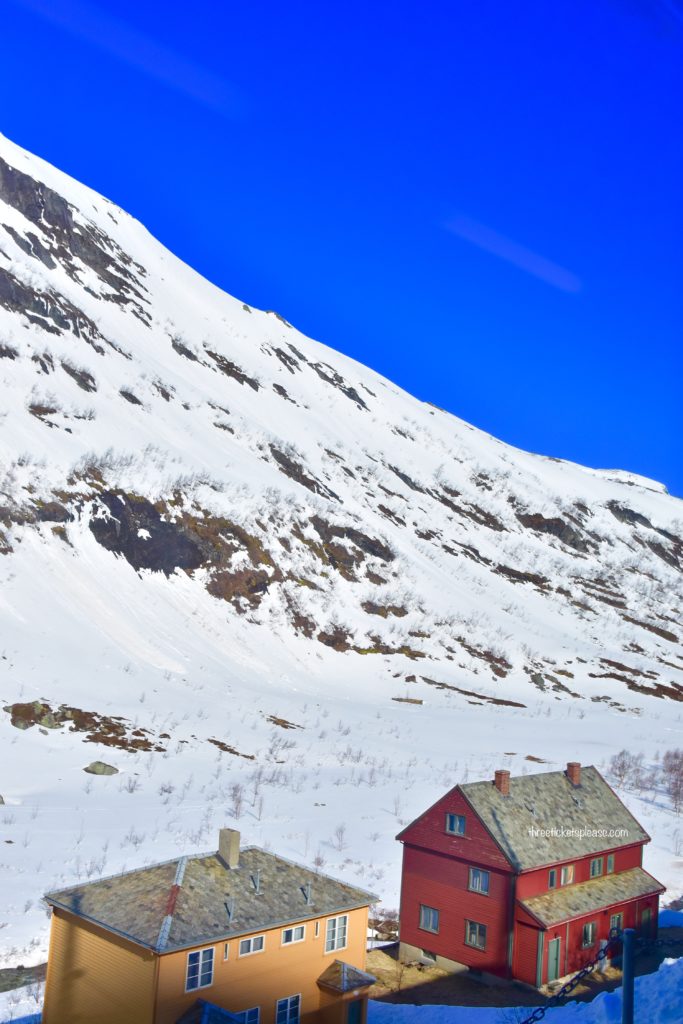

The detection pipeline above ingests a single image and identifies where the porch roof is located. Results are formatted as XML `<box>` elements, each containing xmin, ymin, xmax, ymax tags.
<box><xmin>518</xmin><ymin>866</ymin><xmax>664</xmax><ymax>927</ymax></box>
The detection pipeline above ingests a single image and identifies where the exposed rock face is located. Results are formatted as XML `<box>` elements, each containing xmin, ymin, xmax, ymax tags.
<box><xmin>0</xmin><ymin>130</ymin><xmax>682</xmax><ymax>714</ymax></box>
<box><xmin>83</xmin><ymin>761</ymin><xmax>118</xmax><ymax>776</ymax></box>
<box><xmin>89</xmin><ymin>492</ymin><xmax>204</xmax><ymax>575</ymax></box>
<box><xmin>0</xmin><ymin>155</ymin><xmax>150</xmax><ymax>323</ymax></box>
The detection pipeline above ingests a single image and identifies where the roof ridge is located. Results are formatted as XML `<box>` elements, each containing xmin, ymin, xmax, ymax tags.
<box><xmin>155</xmin><ymin>855</ymin><xmax>188</xmax><ymax>952</ymax></box>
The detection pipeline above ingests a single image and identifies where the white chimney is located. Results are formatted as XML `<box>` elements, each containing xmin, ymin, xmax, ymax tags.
<box><xmin>218</xmin><ymin>828</ymin><xmax>240</xmax><ymax>869</ymax></box>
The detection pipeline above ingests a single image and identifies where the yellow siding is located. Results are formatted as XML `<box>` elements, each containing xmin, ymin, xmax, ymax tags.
<box><xmin>42</xmin><ymin>909</ymin><xmax>157</xmax><ymax>1024</ymax></box>
<box><xmin>155</xmin><ymin>906</ymin><xmax>369</xmax><ymax>1024</ymax></box>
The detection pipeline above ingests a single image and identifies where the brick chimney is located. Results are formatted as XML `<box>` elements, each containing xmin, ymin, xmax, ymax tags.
<box><xmin>566</xmin><ymin>762</ymin><xmax>582</xmax><ymax>787</ymax></box>
<box><xmin>218</xmin><ymin>828</ymin><xmax>240</xmax><ymax>869</ymax></box>
<box><xmin>494</xmin><ymin>769</ymin><xmax>510</xmax><ymax>796</ymax></box>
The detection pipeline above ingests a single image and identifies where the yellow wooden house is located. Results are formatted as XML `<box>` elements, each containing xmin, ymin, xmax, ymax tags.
<box><xmin>42</xmin><ymin>829</ymin><xmax>376</xmax><ymax>1024</ymax></box>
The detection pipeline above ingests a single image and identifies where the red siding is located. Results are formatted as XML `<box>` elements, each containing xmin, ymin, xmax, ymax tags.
<box><xmin>515</xmin><ymin>892</ymin><xmax>662</xmax><ymax>984</ymax></box>
<box><xmin>513</xmin><ymin>922</ymin><xmax>540</xmax><ymax>986</ymax></box>
<box><xmin>516</xmin><ymin>844</ymin><xmax>645</xmax><ymax>900</ymax></box>
<box><xmin>398</xmin><ymin>787</ymin><xmax>511</xmax><ymax>871</ymax></box>
<box><xmin>399</xmin><ymin>844</ymin><xmax>512</xmax><ymax>976</ymax></box>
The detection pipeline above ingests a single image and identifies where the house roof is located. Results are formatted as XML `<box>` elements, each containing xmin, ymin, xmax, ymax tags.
<box><xmin>317</xmin><ymin>960</ymin><xmax>376</xmax><ymax>993</ymax></box>
<box><xmin>458</xmin><ymin>766</ymin><xmax>649</xmax><ymax>871</ymax></box>
<box><xmin>518</xmin><ymin>866</ymin><xmax>664</xmax><ymax>927</ymax></box>
<box><xmin>45</xmin><ymin>846</ymin><xmax>377</xmax><ymax>954</ymax></box>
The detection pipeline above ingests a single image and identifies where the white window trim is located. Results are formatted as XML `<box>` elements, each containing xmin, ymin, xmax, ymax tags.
<box><xmin>223</xmin><ymin>942</ymin><xmax>229</xmax><ymax>961</ymax></box>
<box><xmin>582</xmin><ymin>922</ymin><xmax>597</xmax><ymax>948</ymax></box>
<box><xmin>324</xmin><ymin>914</ymin><xmax>349</xmax><ymax>954</ymax></box>
<box><xmin>239</xmin><ymin>934</ymin><xmax>266</xmax><ymax>957</ymax></box>
<box><xmin>275</xmin><ymin>993</ymin><xmax>302</xmax><ymax>1024</ymax></box>
<box><xmin>185</xmin><ymin>946</ymin><xmax>215</xmax><ymax>993</ymax></box>
<box><xmin>282</xmin><ymin>924</ymin><xmax>306</xmax><ymax>946</ymax></box>
<box><xmin>236</xmin><ymin>1008</ymin><xmax>261</xmax><ymax>1024</ymax></box>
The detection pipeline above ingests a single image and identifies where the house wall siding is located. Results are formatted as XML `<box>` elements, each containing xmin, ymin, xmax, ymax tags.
<box><xmin>398</xmin><ymin>788</ymin><xmax>511</xmax><ymax>871</ymax></box>
<box><xmin>42</xmin><ymin>910</ymin><xmax>156</xmax><ymax>1024</ymax></box>
<box><xmin>516</xmin><ymin>844</ymin><xmax>645</xmax><ymax>900</ymax></box>
<box><xmin>399</xmin><ymin>845</ymin><xmax>511</xmax><ymax>977</ymax></box>
<box><xmin>512</xmin><ymin>922</ymin><xmax>540</xmax><ymax>987</ymax></box>
<box><xmin>154</xmin><ymin>907</ymin><xmax>369</xmax><ymax>1024</ymax></box>
<box><xmin>519</xmin><ymin>892</ymin><xmax>661</xmax><ymax>984</ymax></box>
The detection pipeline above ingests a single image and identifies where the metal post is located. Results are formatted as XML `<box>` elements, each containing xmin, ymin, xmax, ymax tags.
<box><xmin>622</xmin><ymin>928</ymin><xmax>635</xmax><ymax>1024</ymax></box>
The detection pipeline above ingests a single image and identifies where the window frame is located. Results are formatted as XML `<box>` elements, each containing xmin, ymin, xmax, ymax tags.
<box><xmin>445</xmin><ymin>813</ymin><xmax>466</xmax><ymax>836</ymax></box>
<box><xmin>235</xmin><ymin>1010</ymin><xmax>260</xmax><ymax>1024</ymax></box>
<box><xmin>464</xmin><ymin>919</ymin><xmax>487</xmax><ymax>950</ymax></box>
<box><xmin>548</xmin><ymin>868</ymin><xmax>557</xmax><ymax>889</ymax></box>
<box><xmin>609</xmin><ymin>912</ymin><xmax>623</xmax><ymax>933</ymax></box>
<box><xmin>418</xmin><ymin>904</ymin><xmax>440</xmax><ymax>934</ymax></box>
<box><xmin>468</xmin><ymin>867</ymin><xmax>490</xmax><ymax>895</ymax></box>
<box><xmin>560</xmin><ymin>864</ymin><xmax>574</xmax><ymax>886</ymax></box>
<box><xmin>223</xmin><ymin>942</ymin><xmax>229</xmax><ymax>961</ymax></box>
<box><xmin>606</xmin><ymin>854</ymin><xmax>615</xmax><ymax>874</ymax></box>
<box><xmin>185</xmin><ymin>946</ymin><xmax>215</xmax><ymax>993</ymax></box>
<box><xmin>581</xmin><ymin>921</ymin><xmax>597</xmax><ymax>948</ymax></box>
<box><xmin>275</xmin><ymin>994</ymin><xmax>301</xmax><ymax>1024</ymax></box>
<box><xmin>590</xmin><ymin>857</ymin><xmax>603</xmax><ymax>878</ymax></box>
<box><xmin>324</xmin><ymin>914</ymin><xmax>349</xmax><ymax>954</ymax></box>
<box><xmin>282</xmin><ymin>924</ymin><xmax>306</xmax><ymax>946</ymax></box>
<box><xmin>239</xmin><ymin>934</ymin><xmax>266</xmax><ymax>957</ymax></box>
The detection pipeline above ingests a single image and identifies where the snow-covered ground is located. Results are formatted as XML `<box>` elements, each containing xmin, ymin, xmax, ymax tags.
<box><xmin>1</xmin><ymin>130</ymin><xmax>683</xmax><ymax>977</ymax></box>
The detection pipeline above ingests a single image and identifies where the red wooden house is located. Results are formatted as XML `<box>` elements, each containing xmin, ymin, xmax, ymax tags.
<box><xmin>397</xmin><ymin>762</ymin><xmax>664</xmax><ymax>988</ymax></box>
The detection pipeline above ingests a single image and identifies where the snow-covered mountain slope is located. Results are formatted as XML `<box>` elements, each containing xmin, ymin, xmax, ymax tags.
<box><xmin>1</xmin><ymin>132</ymin><xmax>682</xmax><ymax>967</ymax></box>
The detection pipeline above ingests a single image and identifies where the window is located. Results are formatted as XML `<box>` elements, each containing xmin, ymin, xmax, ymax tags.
<box><xmin>560</xmin><ymin>864</ymin><xmax>574</xmax><ymax>886</ymax></box>
<box><xmin>468</xmin><ymin>868</ymin><xmax>490</xmax><ymax>895</ymax></box>
<box><xmin>590</xmin><ymin>857</ymin><xmax>603</xmax><ymax>878</ymax></box>
<box><xmin>610</xmin><ymin>913</ymin><xmax>623</xmax><ymax>934</ymax></box>
<box><xmin>235</xmin><ymin>1010</ymin><xmax>260</xmax><ymax>1024</ymax></box>
<box><xmin>282</xmin><ymin>925</ymin><xmax>305</xmax><ymax>945</ymax></box>
<box><xmin>464</xmin><ymin>920</ymin><xmax>487</xmax><ymax>950</ymax></box>
<box><xmin>325</xmin><ymin>915</ymin><xmax>348</xmax><ymax>953</ymax></box>
<box><xmin>548</xmin><ymin>869</ymin><xmax>557</xmax><ymax>890</ymax></box>
<box><xmin>223</xmin><ymin>942</ymin><xmax>229</xmax><ymax>960</ymax></box>
<box><xmin>239</xmin><ymin>935</ymin><xmax>265</xmax><ymax>957</ymax></box>
<box><xmin>421</xmin><ymin>949</ymin><xmax>437</xmax><ymax>963</ymax></box>
<box><xmin>607</xmin><ymin>854</ymin><xmax>615</xmax><ymax>874</ymax></box>
<box><xmin>582</xmin><ymin>922</ymin><xmax>597</xmax><ymax>948</ymax></box>
<box><xmin>186</xmin><ymin>947</ymin><xmax>214</xmax><ymax>991</ymax></box>
<box><xmin>419</xmin><ymin>905</ymin><xmax>440</xmax><ymax>934</ymax></box>
<box><xmin>446</xmin><ymin>813</ymin><xmax>466</xmax><ymax>836</ymax></box>
<box><xmin>276</xmin><ymin>995</ymin><xmax>300</xmax><ymax>1024</ymax></box>
<box><xmin>314</xmin><ymin>921</ymin><xmax>320</xmax><ymax>938</ymax></box>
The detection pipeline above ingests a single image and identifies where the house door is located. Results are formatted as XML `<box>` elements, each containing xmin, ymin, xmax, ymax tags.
<box><xmin>347</xmin><ymin>1000</ymin><xmax>363</xmax><ymax>1024</ymax></box>
<box><xmin>547</xmin><ymin>938</ymin><xmax>561</xmax><ymax>983</ymax></box>
<box><xmin>640</xmin><ymin>907</ymin><xmax>653</xmax><ymax>937</ymax></box>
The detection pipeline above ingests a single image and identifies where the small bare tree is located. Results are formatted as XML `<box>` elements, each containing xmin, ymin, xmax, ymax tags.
<box><xmin>332</xmin><ymin>823</ymin><xmax>348</xmax><ymax>851</ymax></box>
<box><xmin>229</xmin><ymin>782</ymin><xmax>244</xmax><ymax>819</ymax></box>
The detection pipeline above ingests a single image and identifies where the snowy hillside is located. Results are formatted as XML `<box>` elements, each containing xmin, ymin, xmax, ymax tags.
<box><xmin>1</xmin><ymin>132</ymin><xmax>682</xmax><ymax>968</ymax></box>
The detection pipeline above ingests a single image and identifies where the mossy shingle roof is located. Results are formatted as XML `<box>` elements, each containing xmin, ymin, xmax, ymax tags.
<box><xmin>460</xmin><ymin>766</ymin><xmax>649</xmax><ymax>870</ymax></box>
<box><xmin>45</xmin><ymin>846</ymin><xmax>376</xmax><ymax>954</ymax></box>
<box><xmin>519</xmin><ymin>866</ymin><xmax>664</xmax><ymax>926</ymax></box>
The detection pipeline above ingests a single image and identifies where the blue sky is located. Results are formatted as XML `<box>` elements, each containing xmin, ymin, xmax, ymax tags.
<box><xmin>3</xmin><ymin>0</ymin><xmax>682</xmax><ymax>495</ymax></box>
